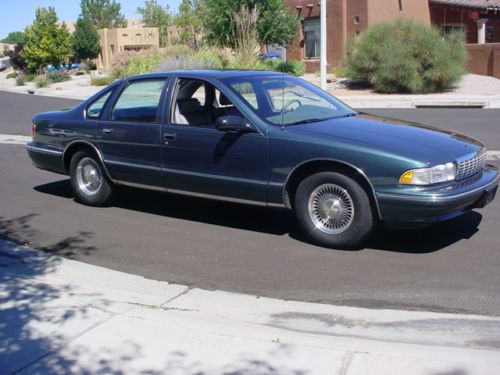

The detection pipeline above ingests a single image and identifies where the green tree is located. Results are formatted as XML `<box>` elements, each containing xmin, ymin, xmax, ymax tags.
<box><xmin>72</xmin><ymin>17</ymin><xmax>101</xmax><ymax>62</ymax></box>
<box><xmin>80</xmin><ymin>0</ymin><xmax>127</xmax><ymax>29</ymax></box>
<box><xmin>137</xmin><ymin>0</ymin><xmax>172</xmax><ymax>47</ymax></box>
<box><xmin>202</xmin><ymin>0</ymin><xmax>299</xmax><ymax>48</ymax></box>
<box><xmin>173</xmin><ymin>0</ymin><xmax>204</xmax><ymax>48</ymax></box>
<box><xmin>1</xmin><ymin>31</ymin><xmax>25</xmax><ymax>44</ymax></box>
<box><xmin>21</xmin><ymin>7</ymin><xmax>72</xmax><ymax>72</ymax></box>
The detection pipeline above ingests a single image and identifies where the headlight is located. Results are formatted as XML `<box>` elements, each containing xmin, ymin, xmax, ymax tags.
<box><xmin>399</xmin><ymin>163</ymin><xmax>456</xmax><ymax>185</ymax></box>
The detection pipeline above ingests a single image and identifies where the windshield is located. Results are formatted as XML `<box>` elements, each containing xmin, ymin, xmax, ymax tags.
<box><xmin>221</xmin><ymin>75</ymin><xmax>356</xmax><ymax>126</ymax></box>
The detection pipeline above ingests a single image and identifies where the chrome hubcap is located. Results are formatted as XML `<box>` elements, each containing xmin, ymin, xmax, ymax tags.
<box><xmin>76</xmin><ymin>157</ymin><xmax>102</xmax><ymax>196</ymax></box>
<box><xmin>308</xmin><ymin>183</ymin><xmax>354</xmax><ymax>234</ymax></box>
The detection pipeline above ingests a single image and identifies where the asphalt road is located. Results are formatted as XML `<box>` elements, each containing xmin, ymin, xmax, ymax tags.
<box><xmin>1</xmin><ymin>90</ymin><xmax>500</xmax><ymax>316</ymax></box>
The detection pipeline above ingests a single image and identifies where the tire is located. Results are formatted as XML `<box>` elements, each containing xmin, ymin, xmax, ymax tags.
<box><xmin>294</xmin><ymin>172</ymin><xmax>373</xmax><ymax>249</ymax></box>
<box><xmin>69</xmin><ymin>150</ymin><xmax>114</xmax><ymax>206</ymax></box>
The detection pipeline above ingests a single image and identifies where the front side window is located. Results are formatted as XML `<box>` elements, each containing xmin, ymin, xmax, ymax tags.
<box><xmin>171</xmin><ymin>78</ymin><xmax>243</xmax><ymax>127</ymax></box>
<box><xmin>87</xmin><ymin>91</ymin><xmax>112</xmax><ymax>119</ymax></box>
<box><xmin>111</xmin><ymin>79</ymin><xmax>166</xmax><ymax>123</ymax></box>
<box><xmin>304</xmin><ymin>19</ymin><xmax>320</xmax><ymax>59</ymax></box>
<box><xmin>223</xmin><ymin>75</ymin><xmax>355</xmax><ymax>126</ymax></box>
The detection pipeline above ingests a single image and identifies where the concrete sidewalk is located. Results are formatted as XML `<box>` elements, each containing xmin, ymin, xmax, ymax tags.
<box><xmin>1</xmin><ymin>239</ymin><xmax>500</xmax><ymax>374</ymax></box>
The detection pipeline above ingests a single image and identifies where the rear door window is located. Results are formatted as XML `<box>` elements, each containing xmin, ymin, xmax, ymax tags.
<box><xmin>111</xmin><ymin>79</ymin><xmax>166</xmax><ymax>123</ymax></box>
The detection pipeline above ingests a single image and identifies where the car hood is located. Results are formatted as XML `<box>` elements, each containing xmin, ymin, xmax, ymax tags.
<box><xmin>288</xmin><ymin>113</ymin><xmax>484</xmax><ymax>165</ymax></box>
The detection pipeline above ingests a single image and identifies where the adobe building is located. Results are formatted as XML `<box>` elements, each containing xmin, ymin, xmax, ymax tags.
<box><xmin>97</xmin><ymin>27</ymin><xmax>160</xmax><ymax>72</ymax></box>
<box><xmin>284</xmin><ymin>0</ymin><xmax>430</xmax><ymax>72</ymax></box>
<box><xmin>285</xmin><ymin>0</ymin><xmax>500</xmax><ymax>75</ymax></box>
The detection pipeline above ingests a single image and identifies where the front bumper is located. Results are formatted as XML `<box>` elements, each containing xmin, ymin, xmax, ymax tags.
<box><xmin>376</xmin><ymin>165</ymin><xmax>499</xmax><ymax>223</ymax></box>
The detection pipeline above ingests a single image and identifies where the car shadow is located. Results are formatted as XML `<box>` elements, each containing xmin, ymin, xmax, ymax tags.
<box><xmin>34</xmin><ymin>179</ymin><xmax>296</xmax><ymax>236</ymax></box>
<box><xmin>35</xmin><ymin>179</ymin><xmax>483</xmax><ymax>254</ymax></box>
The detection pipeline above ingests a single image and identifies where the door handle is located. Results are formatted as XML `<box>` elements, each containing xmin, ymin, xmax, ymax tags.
<box><xmin>102</xmin><ymin>128</ymin><xmax>113</xmax><ymax>134</ymax></box>
<box><xmin>163</xmin><ymin>133</ymin><xmax>176</xmax><ymax>143</ymax></box>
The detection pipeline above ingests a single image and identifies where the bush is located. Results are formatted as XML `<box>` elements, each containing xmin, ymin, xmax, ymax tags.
<box><xmin>275</xmin><ymin>60</ymin><xmax>305</xmax><ymax>76</ymax></box>
<box><xmin>262</xmin><ymin>59</ymin><xmax>305</xmax><ymax>76</ymax></box>
<box><xmin>91</xmin><ymin>76</ymin><xmax>115</xmax><ymax>86</ymax></box>
<box><xmin>344</xmin><ymin>19</ymin><xmax>467</xmax><ymax>93</ymax></box>
<box><xmin>25</xmin><ymin>73</ymin><xmax>37</xmax><ymax>82</ymax></box>
<box><xmin>16</xmin><ymin>76</ymin><xmax>25</xmax><ymax>86</ymax></box>
<box><xmin>46</xmin><ymin>71</ymin><xmax>70</xmax><ymax>83</ymax></box>
<box><xmin>6</xmin><ymin>72</ymin><xmax>17</xmax><ymax>79</ymax></box>
<box><xmin>36</xmin><ymin>78</ymin><xmax>49</xmax><ymax>88</ymax></box>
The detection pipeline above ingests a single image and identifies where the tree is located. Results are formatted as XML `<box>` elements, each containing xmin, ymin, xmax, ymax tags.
<box><xmin>72</xmin><ymin>17</ymin><xmax>101</xmax><ymax>62</ymax></box>
<box><xmin>1</xmin><ymin>31</ymin><xmax>25</xmax><ymax>44</ymax></box>
<box><xmin>202</xmin><ymin>0</ymin><xmax>299</xmax><ymax>48</ymax></box>
<box><xmin>137</xmin><ymin>0</ymin><xmax>171</xmax><ymax>47</ymax></box>
<box><xmin>80</xmin><ymin>0</ymin><xmax>127</xmax><ymax>29</ymax></box>
<box><xmin>21</xmin><ymin>7</ymin><xmax>72</xmax><ymax>72</ymax></box>
<box><xmin>173</xmin><ymin>0</ymin><xmax>204</xmax><ymax>48</ymax></box>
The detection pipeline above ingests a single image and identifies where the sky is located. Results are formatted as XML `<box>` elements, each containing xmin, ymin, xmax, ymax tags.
<box><xmin>0</xmin><ymin>0</ymin><xmax>182</xmax><ymax>39</ymax></box>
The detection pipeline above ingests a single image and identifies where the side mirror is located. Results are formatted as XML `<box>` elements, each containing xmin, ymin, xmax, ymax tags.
<box><xmin>215</xmin><ymin>116</ymin><xmax>255</xmax><ymax>133</ymax></box>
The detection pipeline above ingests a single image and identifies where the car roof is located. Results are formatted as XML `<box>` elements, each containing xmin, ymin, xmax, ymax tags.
<box><xmin>126</xmin><ymin>69</ymin><xmax>285</xmax><ymax>80</ymax></box>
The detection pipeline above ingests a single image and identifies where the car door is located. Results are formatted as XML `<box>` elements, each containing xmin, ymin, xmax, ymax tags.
<box><xmin>97</xmin><ymin>77</ymin><xmax>169</xmax><ymax>188</ymax></box>
<box><xmin>161</xmin><ymin>76</ymin><xmax>269</xmax><ymax>203</ymax></box>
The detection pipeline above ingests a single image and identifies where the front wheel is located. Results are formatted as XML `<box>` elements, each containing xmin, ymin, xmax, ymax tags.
<box><xmin>70</xmin><ymin>150</ymin><xmax>114</xmax><ymax>206</ymax></box>
<box><xmin>294</xmin><ymin>172</ymin><xmax>373</xmax><ymax>249</ymax></box>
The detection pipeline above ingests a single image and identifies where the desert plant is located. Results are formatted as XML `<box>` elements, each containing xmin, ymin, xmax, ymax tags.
<box><xmin>6</xmin><ymin>72</ymin><xmax>17</xmax><ymax>79</ymax></box>
<box><xmin>344</xmin><ymin>19</ymin><xmax>467</xmax><ymax>93</ymax></box>
<box><xmin>25</xmin><ymin>73</ymin><xmax>37</xmax><ymax>82</ymax></box>
<box><xmin>46</xmin><ymin>71</ymin><xmax>70</xmax><ymax>83</ymax></box>
<box><xmin>36</xmin><ymin>78</ymin><xmax>50</xmax><ymax>88</ymax></box>
<box><xmin>16</xmin><ymin>76</ymin><xmax>26</xmax><ymax>86</ymax></box>
<box><xmin>91</xmin><ymin>75</ymin><xmax>115</xmax><ymax>86</ymax></box>
<box><xmin>275</xmin><ymin>60</ymin><xmax>305</xmax><ymax>76</ymax></box>
<box><xmin>231</xmin><ymin>5</ymin><xmax>260</xmax><ymax>65</ymax></box>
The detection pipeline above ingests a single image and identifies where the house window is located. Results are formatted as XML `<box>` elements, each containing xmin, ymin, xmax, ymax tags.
<box><xmin>304</xmin><ymin>19</ymin><xmax>320</xmax><ymax>59</ymax></box>
<box><xmin>441</xmin><ymin>24</ymin><xmax>465</xmax><ymax>36</ymax></box>
<box><xmin>354</xmin><ymin>16</ymin><xmax>360</xmax><ymax>25</ymax></box>
<box><xmin>486</xmin><ymin>25</ymin><xmax>494</xmax><ymax>43</ymax></box>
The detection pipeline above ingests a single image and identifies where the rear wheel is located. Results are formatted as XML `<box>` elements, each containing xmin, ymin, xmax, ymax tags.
<box><xmin>294</xmin><ymin>172</ymin><xmax>373</xmax><ymax>249</ymax></box>
<box><xmin>70</xmin><ymin>151</ymin><xmax>113</xmax><ymax>206</ymax></box>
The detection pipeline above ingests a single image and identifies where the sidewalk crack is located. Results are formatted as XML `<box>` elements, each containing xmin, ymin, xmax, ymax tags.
<box><xmin>339</xmin><ymin>352</ymin><xmax>355</xmax><ymax>375</ymax></box>
<box><xmin>158</xmin><ymin>286</ymin><xmax>191</xmax><ymax>308</ymax></box>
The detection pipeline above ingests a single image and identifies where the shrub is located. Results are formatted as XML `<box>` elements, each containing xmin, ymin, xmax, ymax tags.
<box><xmin>344</xmin><ymin>19</ymin><xmax>467</xmax><ymax>93</ymax></box>
<box><xmin>36</xmin><ymin>78</ymin><xmax>49</xmax><ymax>88</ymax></box>
<box><xmin>6</xmin><ymin>72</ymin><xmax>17</xmax><ymax>79</ymax></box>
<box><xmin>16</xmin><ymin>76</ymin><xmax>25</xmax><ymax>86</ymax></box>
<box><xmin>91</xmin><ymin>76</ymin><xmax>115</xmax><ymax>86</ymax></box>
<box><xmin>25</xmin><ymin>73</ymin><xmax>37</xmax><ymax>82</ymax></box>
<box><xmin>275</xmin><ymin>60</ymin><xmax>305</xmax><ymax>76</ymax></box>
<box><xmin>46</xmin><ymin>71</ymin><xmax>70</xmax><ymax>83</ymax></box>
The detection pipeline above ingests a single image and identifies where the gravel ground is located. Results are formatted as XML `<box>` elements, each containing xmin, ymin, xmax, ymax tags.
<box><xmin>303</xmin><ymin>73</ymin><xmax>500</xmax><ymax>96</ymax></box>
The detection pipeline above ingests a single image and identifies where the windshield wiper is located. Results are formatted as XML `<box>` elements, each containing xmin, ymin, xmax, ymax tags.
<box><xmin>286</xmin><ymin>118</ymin><xmax>327</xmax><ymax>126</ymax></box>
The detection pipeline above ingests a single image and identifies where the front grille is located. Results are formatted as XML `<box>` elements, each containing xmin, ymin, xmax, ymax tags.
<box><xmin>457</xmin><ymin>152</ymin><xmax>486</xmax><ymax>180</ymax></box>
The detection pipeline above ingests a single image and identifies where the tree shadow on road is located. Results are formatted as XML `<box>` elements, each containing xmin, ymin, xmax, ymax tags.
<box><xmin>0</xmin><ymin>214</ymin><xmax>309</xmax><ymax>374</ymax></box>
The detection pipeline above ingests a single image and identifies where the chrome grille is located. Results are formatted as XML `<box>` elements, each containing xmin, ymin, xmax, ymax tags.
<box><xmin>457</xmin><ymin>152</ymin><xmax>486</xmax><ymax>180</ymax></box>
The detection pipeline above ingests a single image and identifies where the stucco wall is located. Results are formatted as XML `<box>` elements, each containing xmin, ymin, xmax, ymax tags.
<box><xmin>465</xmin><ymin>43</ymin><xmax>500</xmax><ymax>78</ymax></box>
<box><xmin>367</xmin><ymin>0</ymin><xmax>430</xmax><ymax>26</ymax></box>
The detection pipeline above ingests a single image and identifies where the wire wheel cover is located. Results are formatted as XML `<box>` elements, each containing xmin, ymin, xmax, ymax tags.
<box><xmin>308</xmin><ymin>183</ymin><xmax>355</xmax><ymax>234</ymax></box>
<box><xmin>76</xmin><ymin>157</ymin><xmax>102</xmax><ymax>196</ymax></box>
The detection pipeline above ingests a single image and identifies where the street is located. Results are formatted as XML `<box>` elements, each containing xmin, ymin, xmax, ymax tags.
<box><xmin>1</xmin><ymin>90</ymin><xmax>500</xmax><ymax>316</ymax></box>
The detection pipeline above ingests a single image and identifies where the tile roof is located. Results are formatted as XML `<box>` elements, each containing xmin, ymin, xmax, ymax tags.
<box><xmin>430</xmin><ymin>0</ymin><xmax>500</xmax><ymax>8</ymax></box>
